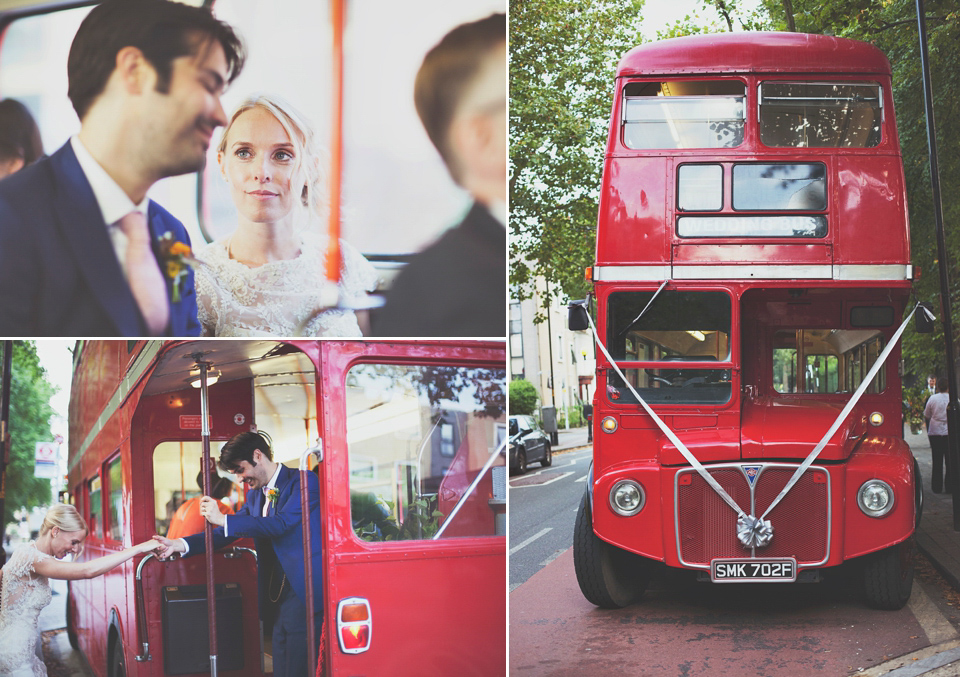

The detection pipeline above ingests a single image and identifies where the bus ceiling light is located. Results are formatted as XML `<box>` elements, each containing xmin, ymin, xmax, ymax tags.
<box><xmin>858</xmin><ymin>479</ymin><xmax>894</xmax><ymax>517</ymax></box>
<box><xmin>869</xmin><ymin>412</ymin><xmax>884</xmax><ymax>426</ymax></box>
<box><xmin>610</xmin><ymin>480</ymin><xmax>645</xmax><ymax>516</ymax></box>
<box><xmin>601</xmin><ymin>416</ymin><xmax>618</xmax><ymax>433</ymax></box>
<box><xmin>337</xmin><ymin>597</ymin><xmax>372</xmax><ymax>654</ymax></box>
<box><xmin>189</xmin><ymin>367</ymin><xmax>221</xmax><ymax>388</ymax></box>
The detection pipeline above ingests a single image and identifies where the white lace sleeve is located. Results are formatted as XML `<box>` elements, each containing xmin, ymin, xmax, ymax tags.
<box><xmin>194</xmin><ymin>243</ymin><xmax>227</xmax><ymax>337</ymax></box>
<box><xmin>338</xmin><ymin>238</ymin><xmax>380</xmax><ymax>301</ymax></box>
<box><xmin>0</xmin><ymin>544</ymin><xmax>51</xmax><ymax>622</ymax></box>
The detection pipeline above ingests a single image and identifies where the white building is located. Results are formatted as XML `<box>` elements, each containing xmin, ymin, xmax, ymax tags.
<box><xmin>509</xmin><ymin>277</ymin><xmax>596</xmax><ymax>429</ymax></box>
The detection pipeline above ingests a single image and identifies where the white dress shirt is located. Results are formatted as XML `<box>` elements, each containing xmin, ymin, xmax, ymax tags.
<box><xmin>70</xmin><ymin>136</ymin><xmax>151</xmax><ymax>280</ymax></box>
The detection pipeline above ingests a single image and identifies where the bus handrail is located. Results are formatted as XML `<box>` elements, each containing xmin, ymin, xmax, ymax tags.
<box><xmin>134</xmin><ymin>552</ymin><xmax>157</xmax><ymax>662</ymax></box>
<box><xmin>299</xmin><ymin>441</ymin><xmax>323</xmax><ymax>674</ymax></box>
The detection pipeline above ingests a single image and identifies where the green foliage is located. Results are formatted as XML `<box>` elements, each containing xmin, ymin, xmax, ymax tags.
<box><xmin>351</xmin><ymin>493</ymin><xmax>444</xmax><ymax>542</ymax></box>
<box><xmin>1</xmin><ymin>341</ymin><xmax>57</xmax><ymax>531</ymax></box>
<box><xmin>510</xmin><ymin>0</ymin><xmax>646</xmax><ymax>307</ymax></box>
<box><xmin>509</xmin><ymin>378</ymin><xmax>539</xmax><ymax>415</ymax></box>
<box><xmin>903</xmin><ymin>382</ymin><xmax>931</xmax><ymax>431</ymax></box>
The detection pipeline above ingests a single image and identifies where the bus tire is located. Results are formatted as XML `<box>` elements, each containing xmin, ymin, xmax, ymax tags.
<box><xmin>573</xmin><ymin>492</ymin><xmax>646</xmax><ymax>608</ymax></box>
<box><xmin>863</xmin><ymin>540</ymin><xmax>914</xmax><ymax>610</ymax></box>
<box><xmin>110</xmin><ymin>638</ymin><xmax>126</xmax><ymax>677</ymax></box>
<box><xmin>541</xmin><ymin>444</ymin><xmax>552</xmax><ymax>468</ymax></box>
<box><xmin>66</xmin><ymin>582</ymin><xmax>79</xmax><ymax>650</ymax></box>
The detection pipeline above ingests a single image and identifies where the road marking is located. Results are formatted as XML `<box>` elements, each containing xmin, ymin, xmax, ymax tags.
<box><xmin>575</xmin><ymin>474</ymin><xmax>588</xmax><ymax>483</ymax></box>
<box><xmin>539</xmin><ymin>548</ymin><xmax>568</xmax><ymax>568</ymax></box>
<box><xmin>509</xmin><ymin>472</ymin><xmax>574</xmax><ymax>489</ymax></box>
<box><xmin>908</xmin><ymin>582</ymin><xmax>959</xmax><ymax>644</ymax></box>
<box><xmin>510</xmin><ymin>527</ymin><xmax>552</xmax><ymax>556</ymax></box>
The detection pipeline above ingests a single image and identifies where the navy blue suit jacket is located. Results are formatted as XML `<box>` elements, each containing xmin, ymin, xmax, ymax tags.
<box><xmin>0</xmin><ymin>142</ymin><xmax>201</xmax><ymax>336</ymax></box>
<box><xmin>183</xmin><ymin>464</ymin><xmax>324</xmax><ymax>621</ymax></box>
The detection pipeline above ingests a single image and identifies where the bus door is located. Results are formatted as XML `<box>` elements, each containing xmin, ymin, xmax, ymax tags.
<box><xmin>132</xmin><ymin>349</ymin><xmax>262</xmax><ymax>676</ymax></box>
<box><xmin>316</xmin><ymin>341</ymin><xmax>507</xmax><ymax>675</ymax></box>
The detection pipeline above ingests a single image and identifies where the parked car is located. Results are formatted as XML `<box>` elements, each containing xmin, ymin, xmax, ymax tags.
<box><xmin>510</xmin><ymin>415</ymin><xmax>552</xmax><ymax>474</ymax></box>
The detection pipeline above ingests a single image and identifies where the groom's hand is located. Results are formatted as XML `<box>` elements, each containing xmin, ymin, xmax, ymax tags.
<box><xmin>199</xmin><ymin>496</ymin><xmax>227</xmax><ymax>527</ymax></box>
<box><xmin>152</xmin><ymin>534</ymin><xmax>186</xmax><ymax>560</ymax></box>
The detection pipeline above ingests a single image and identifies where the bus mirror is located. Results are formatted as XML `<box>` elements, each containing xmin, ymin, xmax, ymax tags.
<box><xmin>569</xmin><ymin>301</ymin><xmax>590</xmax><ymax>331</ymax></box>
<box><xmin>916</xmin><ymin>302</ymin><xmax>936</xmax><ymax>334</ymax></box>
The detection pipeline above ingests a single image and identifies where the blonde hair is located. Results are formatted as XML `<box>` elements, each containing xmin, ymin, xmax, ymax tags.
<box><xmin>40</xmin><ymin>504</ymin><xmax>87</xmax><ymax>537</ymax></box>
<box><xmin>217</xmin><ymin>94</ymin><xmax>328</xmax><ymax>225</ymax></box>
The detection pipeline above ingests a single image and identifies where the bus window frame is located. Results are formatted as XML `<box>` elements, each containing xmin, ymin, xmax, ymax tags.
<box><xmin>756</xmin><ymin>79</ymin><xmax>885</xmax><ymax>150</ymax></box>
<box><xmin>104</xmin><ymin>450</ymin><xmax>123</xmax><ymax>544</ymax></box>
<box><xmin>618</xmin><ymin>76</ymin><xmax>750</xmax><ymax>152</ymax></box>
<box><xmin>341</xmin><ymin>355</ymin><xmax>507</xmax><ymax>548</ymax></box>
<box><xmin>87</xmin><ymin>471</ymin><xmax>103</xmax><ymax>542</ymax></box>
<box><xmin>598</xmin><ymin>284</ymin><xmax>739</xmax><ymax>409</ymax></box>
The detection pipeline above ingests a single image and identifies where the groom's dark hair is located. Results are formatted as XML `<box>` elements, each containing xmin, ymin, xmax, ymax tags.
<box><xmin>67</xmin><ymin>0</ymin><xmax>245</xmax><ymax>121</ymax></box>
<box><xmin>218</xmin><ymin>431</ymin><xmax>273</xmax><ymax>472</ymax></box>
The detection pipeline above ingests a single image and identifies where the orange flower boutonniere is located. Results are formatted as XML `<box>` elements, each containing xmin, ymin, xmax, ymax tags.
<box><xmin>266</xmin><ymin>488</ymin><xmax>279</xmax><ymax>506</ymax></box>
<box><xmin>158</xmin><ymin>232</ymin><xmax>196</xmax><ymax>303</ymax></box>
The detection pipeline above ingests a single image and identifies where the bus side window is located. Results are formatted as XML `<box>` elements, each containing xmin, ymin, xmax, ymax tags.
<box><xmin>106</xmin><ymin>454</ymin><xmax>123</xmax><ymax>542</ymax></box>
<box><xmin>345</xmin><ymin>363</ymin><xmax>506</xmax><ymax>541</ymax></box>
<box><xmin>88</xmin><ymin>474</ymin><xmax>103</xmax><ymax>540</ymax></box>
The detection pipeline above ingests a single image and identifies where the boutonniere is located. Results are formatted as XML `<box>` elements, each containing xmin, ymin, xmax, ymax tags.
<box><xmin>158</xmin><ymin>232</ymin><xmax>195</xmax><ymax>302</ymax></box>
<box><xmin>266</xmin><ymin>488</ymin><xmax>279</xmax><ymax>506</ymax></box>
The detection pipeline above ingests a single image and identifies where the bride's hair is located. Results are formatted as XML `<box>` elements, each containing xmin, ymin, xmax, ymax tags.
<box><xmin>40</xmin><ymin>504</ymin><xmax>88</xmax><ymax>554</ymax></box>
<box><xmin>217</xmin><ymin>94</ymin><xmax>327</xmax><ymax>225</ymax></box>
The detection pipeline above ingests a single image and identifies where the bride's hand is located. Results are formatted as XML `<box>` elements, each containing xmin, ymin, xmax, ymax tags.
<box><xmin>136</xmin><ymin>538</ymin><xmax>162</xmax><ymax>554</ymax></box>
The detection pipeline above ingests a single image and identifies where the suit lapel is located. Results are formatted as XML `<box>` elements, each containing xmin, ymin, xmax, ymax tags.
<box><xmin>49</xmin><ymin>143</ymin><xmax>144</xmax><ymax>335</ymax></box>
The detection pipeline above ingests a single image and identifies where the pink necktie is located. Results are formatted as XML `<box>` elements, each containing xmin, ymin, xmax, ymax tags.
<box><xmin>117</xmin><ymin>211</ymin><xmax>169</xmax><ymax>335</ymax></box>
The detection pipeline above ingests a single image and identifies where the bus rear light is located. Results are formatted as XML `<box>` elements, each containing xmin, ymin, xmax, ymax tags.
<box><xmin>337</xmin><ymin>598</ymin><xmax>372</xmax><ymax>654</ymax></box>
<box><xmin>610</xmin><ymin>480</ymin><xmax>645</xmax><ymax>516</ymax></box>
<box><xmin>585</xmin><ymin>266</ymin><xmax>593</xmax><ymax>281</ymax></box>
<box><xmin>601</xmin><ymin>417</ymin><xmax>618</xmax><ymax>433</ymax></box>
<box><xmin>869</xmin><ymin>412</ymin><xmax>884</xmax><ymax>426</ymax></box>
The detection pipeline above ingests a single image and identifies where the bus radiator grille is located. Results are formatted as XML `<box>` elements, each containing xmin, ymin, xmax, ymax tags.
<box><xmin>677</xmin><ymin>466</ymin><xmax>829</xmax><ymax>567</ymax></box>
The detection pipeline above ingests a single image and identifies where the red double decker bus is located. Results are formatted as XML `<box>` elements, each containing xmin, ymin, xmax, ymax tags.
<box><xmin>571</xmin><ymin>32</ymin><xmax>923</xmax><ymax>610</ymax></box>
<box><xmin>66</xmin><ymin>340</ymin><xmax>506</xmax><ymax>676</ymax></box>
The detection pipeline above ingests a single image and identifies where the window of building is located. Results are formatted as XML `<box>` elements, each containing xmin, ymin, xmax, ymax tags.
<box><xmin>345</xmin><ymin>363</ymin><xmax>506</xmax><ymax>541</ymax></box>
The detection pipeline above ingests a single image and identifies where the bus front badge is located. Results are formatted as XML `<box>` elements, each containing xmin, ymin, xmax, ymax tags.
<box><xmin>738</xmin><ymin>514</ymin><xmax>773</xmax><ymax>548</ymax></box>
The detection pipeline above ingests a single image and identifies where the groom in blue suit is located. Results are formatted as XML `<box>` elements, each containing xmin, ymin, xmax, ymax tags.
<box><xmin>0</xmin><ymin>0</ymin><xmax>245</xmax><ymax>337</ymax></box>
<box><xmin>155</xmin><ymin>432</ymin><xmax>323</xmax><ymax>677</ymax></box>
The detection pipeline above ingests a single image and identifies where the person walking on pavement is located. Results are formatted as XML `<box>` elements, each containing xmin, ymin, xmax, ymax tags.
<box><xmin>925</xmin><ymin>376</ymin><xmax>952</xmax><ymax>493</ymax></box>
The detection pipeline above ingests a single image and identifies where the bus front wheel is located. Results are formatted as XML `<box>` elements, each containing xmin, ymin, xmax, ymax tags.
<box><xmin>862</xmin><ymin>539</ymin><xmax>914</xmax><ymax>610</ymax></box>
<box><xmin>573</xmin><ymin>492</ymin><xmax>647</xmax><ymax>608</ymax></box>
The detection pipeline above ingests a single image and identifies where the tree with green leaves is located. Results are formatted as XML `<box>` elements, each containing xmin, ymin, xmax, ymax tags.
<box><xmin>509</xmin><ymin>378</ymin><xmax>539</xmax><ymax>416</ymax></box>
<box><xmin>510</xmin><ymin>0</ymin><xmax>646</xmax><ymax>306</ymax></box>
<box><xmin>1</xmin><ymin>341</ymin><xmax>57</xmax><ymax>532</ymax></box>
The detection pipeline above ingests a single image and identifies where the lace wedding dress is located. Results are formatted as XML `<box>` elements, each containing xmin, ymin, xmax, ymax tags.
<box><xmin>0</xmin><ymin>543</ymin><xmax>52</xmax><ymax>677</ymax></box>
<box><xmin>195</xmin><ymin>232</ymin><xmax>379</xmax><ymax>337</ymax></box>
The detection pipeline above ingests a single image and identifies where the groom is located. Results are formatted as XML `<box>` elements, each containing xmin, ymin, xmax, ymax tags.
<box><xmin>154</xmin><ymin>432</ymin><xmax>323</xmax><ymax>677</ymax></box>
<box><xmin>0</xmin><ymin>0</ymin><xmax>245</xmax><ymax>336</ymax></box>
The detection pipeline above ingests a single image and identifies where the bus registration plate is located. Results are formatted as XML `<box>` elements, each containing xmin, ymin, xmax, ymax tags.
<box><xmin>711</xmin><ymin>558</ymin><xmax>797</xmax><ymax>583</ymax></box>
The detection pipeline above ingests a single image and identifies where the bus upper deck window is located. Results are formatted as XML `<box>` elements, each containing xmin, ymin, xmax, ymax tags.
<box><xmin>623</xmin><ymin>81</ymin><xmax>745</xmax><ymax>150</ymax></box>
<box><xmin>759</xmin><ymin>82</ymin><xmax>882</xmax><ymax>148</ymax></box>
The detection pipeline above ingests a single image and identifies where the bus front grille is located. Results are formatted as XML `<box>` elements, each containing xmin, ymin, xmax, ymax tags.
<box><xmin>675</xmin><ymin>464</ymin><xmax>830</xmax><ymax>568</ymax></box>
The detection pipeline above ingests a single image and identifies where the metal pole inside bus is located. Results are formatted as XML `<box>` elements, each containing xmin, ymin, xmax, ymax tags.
<box><xmin>0</xmin><ymin>341</ymin><xmax>13</xmax><ymax>529</ymax></box>
<box><xmin>195</xmin><ymin>359</ymin><xmax>219</xmax><ymax>675</ymax></box>
<box><xmin>915</xmin><ymin>0</ymin><xmax>960</xmax><ymax>530</ymax></box>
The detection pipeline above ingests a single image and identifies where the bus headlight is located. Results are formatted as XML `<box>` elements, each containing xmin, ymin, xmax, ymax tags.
<box><xmin>609</xmin><ymin>480</ymin><xmax>645</xmax><ymax>516</ymax></box>
<box><xmin>858</xmin><ymin>480</ymin><xmax>894</xmax><ymax>517</ymax></box>
<box><xmin>869</xmin><ymin>412</ymin><xmax>884</xmax><ymax>426</ymax></box>
<box><xmin>601</xmin><ymin>416</ymin><xmax>618</xmax><ymax>433</ymax></box>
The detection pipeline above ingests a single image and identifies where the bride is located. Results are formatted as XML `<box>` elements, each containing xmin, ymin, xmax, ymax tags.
<box><xmin>0</xmin><ymin>504</ymin><xmax>159</xmax><ymax>676</ymax></box>
<box><xmin>196</xmin><ymin>94</ymin><xmax>378</xmax><ymax>336</ymax></box>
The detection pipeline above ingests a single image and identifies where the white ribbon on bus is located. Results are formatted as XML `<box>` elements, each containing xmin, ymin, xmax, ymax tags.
<box><xmin>583</xmin><ymin>298</ymin><xmax>934</xmax><ymax>549</ymax></box>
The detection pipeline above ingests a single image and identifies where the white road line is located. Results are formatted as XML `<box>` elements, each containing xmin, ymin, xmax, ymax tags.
<box><xmin>510</xmin><ymin>472</ymin><xmax>574</xmax><ymax>489</ymax></box>
<box><xmin>509</xmin><ymin>527</ymin><xmax>552</xmax><ymax>556</ymax></box>
<box><xmin>575</xmin><ymin>474</ymin><xmax>588</xmax><ymax>483</ymax></box>
<box><xmin>908</xmin><ymin>582</ymin><xmax>959</xmax><ymax>644</ymax></box>
<box><xmin>539</xmin><ymin>548</ymin><xmax>567</xmax><ymax>568</ymax></box>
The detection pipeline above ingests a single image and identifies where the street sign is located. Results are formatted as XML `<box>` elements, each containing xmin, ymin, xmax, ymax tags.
<box><xmin>34</xmin><ymin>441</ymin><xmax>59</xmax><ymax>479</ymax></box>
